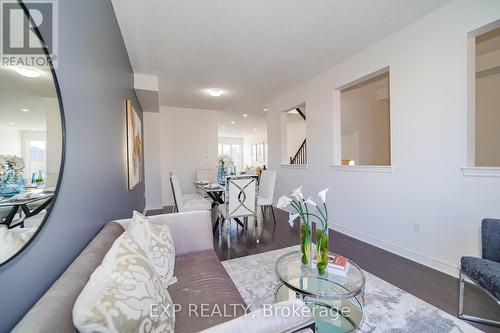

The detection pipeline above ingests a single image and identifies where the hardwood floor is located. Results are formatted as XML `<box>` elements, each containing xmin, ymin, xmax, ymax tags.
<box><xmin>148</xmin><ymin>206</ymin><xmax>500</xmax><ymax>333</ymax></box>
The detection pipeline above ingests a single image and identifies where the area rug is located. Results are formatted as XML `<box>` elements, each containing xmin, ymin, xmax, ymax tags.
<box><xmin>221</xmin><ymin>246</ymin><xmax>481</xmax><ymax>333</ymax></box>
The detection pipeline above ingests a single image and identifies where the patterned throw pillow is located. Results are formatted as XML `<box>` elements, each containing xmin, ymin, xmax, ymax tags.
<box><xmin>127</xmin><ymin>211</ymin><xmax>176</xmax><ymax>285</ymax></box>
<box><xmin>73</xmin><ymin>232</ymin><xmax>175</xmax><ymax>333</ymax></box>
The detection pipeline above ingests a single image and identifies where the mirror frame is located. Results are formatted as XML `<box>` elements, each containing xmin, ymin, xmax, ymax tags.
<box><xmin>0</xmin><ymin>0</ymin><xmax>66</xmax><ymax>267</ymax></box>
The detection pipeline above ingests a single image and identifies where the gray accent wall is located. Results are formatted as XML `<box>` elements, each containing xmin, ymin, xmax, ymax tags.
<box><xmin>0</xmin><ymin>0</ymin><xmax>145</xmax><ymax>331</ymax></box>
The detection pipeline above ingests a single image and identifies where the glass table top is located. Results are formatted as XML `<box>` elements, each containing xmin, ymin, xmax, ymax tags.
<box><xmin>275</xmin><ymin>251</ymin><xmax>366</xmax><ymax>300</ymax></box>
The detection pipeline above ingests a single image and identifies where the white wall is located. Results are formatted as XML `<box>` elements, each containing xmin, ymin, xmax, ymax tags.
<box><xmin>267</xmin><ymin>0</ymin><xmax>500</xmax><ymax>277</ymax></box>
<box><xmin>0</xmin><ymin>126</ymin><xmax>21</xmax><ymax>156</ymax></box>
<box><xmin>144</xmin><ymin>106</ymin><xmax>218</xmax><ymax>208</ymax></box>
<box><xmin>45</xmin><ymin>97</ymin><xmax>62</xmax><ymax>187</ymax></box>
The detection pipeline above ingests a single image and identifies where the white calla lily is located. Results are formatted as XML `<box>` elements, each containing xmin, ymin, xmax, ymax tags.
<box><xmin>291</xmin><ymin>186</ymin><xmax>304</xmax><ymax>201</ymax></box>
<box><xmin>288</xmin><ymin>213</ymin><xmax>299</xmax><ymax>227</ymax></box>
<box><xmin>276</xmin><ymin>195</ymin><xmax>292</xmax><ymax>209</ymax></box>
<box><xmin>318</xmin><ymin>188</ymin><xmax>329</xmax><ymax>203</ymax></box>
<box><xmin>305</xmin><ymin>197</ymin><xmax>317</xmax><ymax>206</ymax></box>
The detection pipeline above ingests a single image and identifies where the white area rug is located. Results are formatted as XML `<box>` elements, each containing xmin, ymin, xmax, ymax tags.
<box><xmin>221</xmin><ymin>246</ymin><xmax>481</xmax><ymax>333</ymax></box>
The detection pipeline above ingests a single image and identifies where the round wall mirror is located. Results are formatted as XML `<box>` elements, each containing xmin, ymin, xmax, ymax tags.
<box><xmin>0</xmin><ymin>2</ymin><xmax>64</xmax><ymax>266</ymax></box>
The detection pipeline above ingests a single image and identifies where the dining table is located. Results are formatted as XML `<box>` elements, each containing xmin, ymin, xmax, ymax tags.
<box><xmin>0</xmin><ymin>191</ymin><xmax>54</xmax><ymax>229</ymax></box>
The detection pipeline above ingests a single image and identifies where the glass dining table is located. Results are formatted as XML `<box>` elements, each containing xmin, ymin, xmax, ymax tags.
<box><xmin>0</xmin><ymin>191</ymin><xmax>54</xmax><ymax>229</ymax></box>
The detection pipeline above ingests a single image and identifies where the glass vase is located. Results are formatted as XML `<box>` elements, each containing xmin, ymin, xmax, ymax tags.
<box><xmin>0</xmin><ymin>168</ymin><xmax>24</xmax><ymax>197</ymax></box>
<box><xmin>300</xmin><ymin>218</ymin><xmax>312</xmax><ymax>267</ymax></box>
<box><xmin>217</xmin><ymin>164</ymin><xmax>226</xmax><ymax>185</ymax></box>
<box><xmin>316</xmin><ymin>223</ymin><xmax>329</xmax><ymax>276</ymax></box>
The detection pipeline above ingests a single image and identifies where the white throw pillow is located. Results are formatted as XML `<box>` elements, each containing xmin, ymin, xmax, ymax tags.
<box><xmin>0</xmin><ymin>225</ymin><xmax>30</xmax><ymax>262</ymax></box>
<box><xmin>73</xmin><ymin>232</ymin><xmax>175</xmax><ymax>333</ymax></box>
<box><xmin>127</xmin><ymin>211</ymin><xmax>175</xmax><ymax>285</ymax></box>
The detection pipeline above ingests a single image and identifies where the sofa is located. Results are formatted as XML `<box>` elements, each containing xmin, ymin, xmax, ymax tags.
<box><xmin>13</xmin><ymin>211</ymin><xmax>314</xmax><ymax>333</ymax></box>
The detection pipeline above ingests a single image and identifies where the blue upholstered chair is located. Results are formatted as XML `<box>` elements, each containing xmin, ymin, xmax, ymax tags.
<box><xmin>459</xmin><ymin>218</ymin><xmax>500</xmax><ymax>327</ymax></box>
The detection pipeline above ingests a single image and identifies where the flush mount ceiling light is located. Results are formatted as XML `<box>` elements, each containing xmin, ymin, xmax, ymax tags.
<box><xmin>206</xmin><ymin>88</ymin><xmax>224</xmax><ymax>97</ymax></box>
<box><xmin>231</xmin><ymin>121</ymin><xmax>235</xmax><ymax>125</ymax></box>
<box><xmin>21</xmin><ymin>108</ymin><xmax>29</xmax><ymax>112</ymax></box>
<box><xmin>262</xmin><ymin>108</ymin><xmax>268</xmax><ymax>112</ymax></box>
<box><xmin>243</xmin><ymin>114</ymin><xmax>248</xmax><ymax>117</ymax></box>
<box><xmin>9</xmin><ymin>122</ymin><xmax>15</xmax><ymax>125</ymax></box>
<box><xmin>11</xmin><ymin>66</ymin><xmax>42</xmax><ymax>78</ymax></box>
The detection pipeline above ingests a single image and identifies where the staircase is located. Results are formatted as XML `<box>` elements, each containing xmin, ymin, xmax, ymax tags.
<box><xmin>289</xmin><ymin>106</ymin><xmax>307</xmax><ymax>165</ymax></box>
<box><xmin>290</xmin><ymin>139</ymin><xmax>307</xmax><ymax>164</ymax></box>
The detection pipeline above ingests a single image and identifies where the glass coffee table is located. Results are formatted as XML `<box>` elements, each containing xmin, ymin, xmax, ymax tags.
<box><xmin>274</xmin><ymin>251</ymin><xmax>366</xmax><ymax>333</ymax></box>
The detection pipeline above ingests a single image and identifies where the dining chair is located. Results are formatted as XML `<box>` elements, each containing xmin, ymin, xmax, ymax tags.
<box><xmin>217</xmin><ymin>175</ymin><xmax>259</xmax><ymax>248</ymax></box>
<box><xmin>257</xmin><ymin>170</ymin><xmax>277</xmax><ymax>224</ymax></box>
<box><xmin>195</xmin><ymin>169</ymin><xmax>217</xmax><ymax>183</ymax></box>
<box><xmin>459</xmin><ymin>218</ymin><xmax>500</xmax><ymax>327</ymax></box>
<box><xmin>169</xmin><ymin>173</ymin><xmax>211</xmax><ymax>212</ymax></box>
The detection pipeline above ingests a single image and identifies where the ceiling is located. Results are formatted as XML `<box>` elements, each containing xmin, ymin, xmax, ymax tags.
<box><xmin>112</xmin><ymin>0</ymin><xmax>450</xmax><ymax>113</ymax></box>
<box><xmin>217</xmin><ymin>110</ymin><xmax>267</xmax><ymax>137</ymax></box>
<box><xmin>0</xmin><ymin>66</ymin><xmax>57</xmax><ymax>131</ymax></box>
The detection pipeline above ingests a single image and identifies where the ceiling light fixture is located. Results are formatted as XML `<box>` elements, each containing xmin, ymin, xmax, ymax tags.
<box><xmin>207</xmin><ymin>88</ymin><xmax>224</xmax><ymax>97</ymax></box>
<box><xmin>243</xmin><ymin>114</ymin><xmax>248</xmax><ymax>117</ymax></box>
<box><xmin>231</xmin><ymin>121</ymin><xmax>235</xmax><ymax>125</ymax></box>
<box><xmin>9</xmin><ymin>122</ymin><xmax>15</xmax><ymax>125</ymax></box>
<box><xmin>263</xmin><ymin>108</ymin><xmax>268</xmax><ymax>112</ymax></box>
<box><xmin>21</xmin><ymin>108</ymin><xmax>29</xmax><ymax>112</ymax></box>
<box><xmin>11</xmin><ymin>66</ymin><xmax>42</xmax><ymax>78</ymax></box>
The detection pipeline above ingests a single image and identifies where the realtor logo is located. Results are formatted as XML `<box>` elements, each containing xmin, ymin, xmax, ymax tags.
<box><xmin>1</xmin><ymin>0</ymin><xmax>58</xmax><ymax>68</ymax></box>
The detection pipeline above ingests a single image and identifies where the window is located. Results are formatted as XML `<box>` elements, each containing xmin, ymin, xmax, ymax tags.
<box><xmin>218</xmin><ymin>138</ymin><xmax>243</xmax><ymax>172</ymax></box>
<box><xmin>339</xmin><ymin>69</ymin><xmax>391</xmax><ymax>166</ymax></box>
<box><xmin>251</xmin><ymin>142</ymin><xmax>267</xmax><ymax>162</ymax></box>
<box><xmin>472</xmin><ymin>24</ymin><xmax>500</xmax><ymax>167</ymax></box>
<box><xmin>27</xmin><ymin>140</ymin><xmax>46</xmax><ymax>181</ymax></box>
<box><xmin>281</xmin><ymin>103</ymin><xmax>307</xmax><ymax>165</ymax></box>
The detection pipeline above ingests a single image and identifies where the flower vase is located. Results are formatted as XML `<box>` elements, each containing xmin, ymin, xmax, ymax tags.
<box><xmin>0</xmin><ymin>168</ymin><xmax>24</xmax><ymax>197</ymax></box>
<box><xmin>217</xmin><ymin>164</ymin><xmax>226</xmax><ymax>185</ymax></box>
<box><xmin>316</xmin><ymin>223</ymin><xmax>329</xmax><ymax>276</ymax></box>
<box><xmin>300</xmin><ymin>218</ymin><xmax>312</xmax><ymax>267</ymax></box>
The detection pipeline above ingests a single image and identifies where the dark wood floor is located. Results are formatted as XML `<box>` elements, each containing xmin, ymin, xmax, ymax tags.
<box><xmin>148</xmin><ymin>206</ymin><xmax>500</xmax><ymax>333</ymax></box>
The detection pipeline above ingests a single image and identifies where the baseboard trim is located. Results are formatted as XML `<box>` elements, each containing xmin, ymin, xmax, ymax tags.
<box><xmin>330</xmin><ymin>223</ymin><xmax>460</xmax><ymax>278</ymax></box>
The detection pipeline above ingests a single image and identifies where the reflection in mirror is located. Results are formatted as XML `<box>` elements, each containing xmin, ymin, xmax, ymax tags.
<box><xmin>0</xmin><ymin>3</ymin><xmax>63</xmax><ymax>265</ymax></box>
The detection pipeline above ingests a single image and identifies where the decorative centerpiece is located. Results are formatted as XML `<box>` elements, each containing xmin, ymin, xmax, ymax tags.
<box><xmin>217</xmin><ymin>155</ymin><xmax>235</xmax><ymax>185</ymax></box>
<box><xmin>0</xmin><ymin>155</ymin><xmax>25</xmax><ymax>197</ymax></box>
<box><xmin>277</xmin><ymin>187</ymin><xmax>330</xmax><ymax>275</ymax></box>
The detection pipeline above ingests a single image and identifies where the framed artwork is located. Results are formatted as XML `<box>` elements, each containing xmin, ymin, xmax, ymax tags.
<box><xmin>126</xmin><ymin>100</ymin><xmax>143</xmax><ymax>190</ymax></box>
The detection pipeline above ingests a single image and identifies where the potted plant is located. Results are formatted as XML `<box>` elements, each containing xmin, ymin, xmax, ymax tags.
<box><xmin>277</xmin><ymin>187</ymin><xmax>330</xmax><ymax>275</ymax></box>
<box><xmin>35</xmin><ymin>178</ymin><xmax>44</xmax><ymax>188</ymax></box>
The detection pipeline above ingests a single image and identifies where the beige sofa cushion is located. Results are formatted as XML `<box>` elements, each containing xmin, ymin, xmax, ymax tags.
<box><xmin>73</xmin><ymin>232</ymin><xmax>174</xmax><ymax>333</ymax></box>
<box><xmin>127</xmin><ymin>211</ymin><xmax>176</xmax><ymax>286</ymax></box>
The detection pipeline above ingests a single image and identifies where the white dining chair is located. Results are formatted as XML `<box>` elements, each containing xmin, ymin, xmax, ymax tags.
<box><xmin>195</xmin><ymin>169</ymin><xmax>217</xmax><ymax>183</ymax></box>
<box><xmin>170</xmin><ymin>173</ymin><xmax>211</xmax><ymax>212</ymax></box>
<box><xmin>217</xmin><ymin>175</ymin><xmax>259</xmax><ymax>248</ymax></box>
<box><xmin>257</xmin><ymin>170</ymin><xmax>277</xmax><ymax>224</ymax></box>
